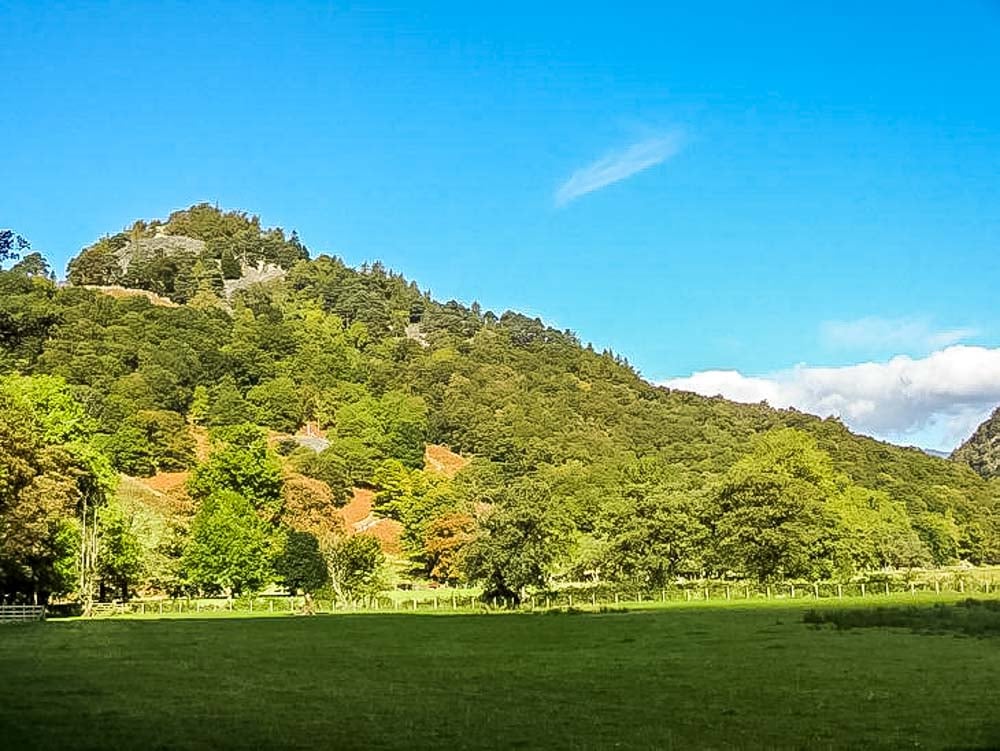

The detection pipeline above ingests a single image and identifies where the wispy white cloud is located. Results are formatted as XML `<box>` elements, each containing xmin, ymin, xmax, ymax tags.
<box><xmin>821</xmin><ymin>316</ymin><xmax>978</xmax><ymax>353</ymax></box>
<box><xmin>661</xmin><ymin>345</ymin><xmax>1000</xmax><ymax>451</ymax></box>
<box><xmin>555</xmin><ymin>132</ymin><xmax>683</xmax><ymax>207</ymax></box>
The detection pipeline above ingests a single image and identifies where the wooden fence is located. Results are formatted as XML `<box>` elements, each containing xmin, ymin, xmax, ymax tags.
<box><xmin>0</xmin><ymin>604</ymin><xmax>46</xmax><ymax>623</ymax></box>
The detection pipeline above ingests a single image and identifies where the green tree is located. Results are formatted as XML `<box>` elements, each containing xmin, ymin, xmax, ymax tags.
<box><xmin>189</xmin><ymin>385</ymin><xmax>210</xmax><ymax>425</ymax></box>
<box><xmin>288</xmin><ymin>448</ymin><xmax>352</xmax><ymax>506</ymax></box>
<box><xmin>97</xmin><ymin>498</ymin><xmax>145</xmax><ymax>600</ymax></box>
<box><xmin>10</xmin><ymin>252</ymin><xmax>53</xmax><ymax>279</ymax></box>
<box><xmin>0</xmin><ymin>375</ymin><xmax>115</xmax><ymax>603</ymax></box>
<box><xmin>103</xmin><ymin>410</ymin><xmax>195</xmax><ymax>476</ymax></box>
<box><xmin>462</xmin><ymin>479</ymin><xmax>572</xmax><ymax>602</ymax></box>
<box><xmin>325</xmin><ymin>534</ymin><xmax>387</xmax><ymax>603</ymax></box>
<box><xmin>247</xmin><ymin>377</ymin><xmax>304</xmax><ymax>433</ymax></box>
<box><xmin>188</xmin><ymin>424</ymin><xmax>284</xmax><ymax>519</ymax></box>
<box><xmin>372</xmin><ymin>459</ymin><xmax>455</xmax><ymax>553</ymax></box>
<box><xmin>206</xmin><ymin>376</ymin><xmax>251</xmax><ymax>427</ymax></box>
<box><xmin>0</xmin><ymin>229</ymin><xmax>30</xmax><ymax>267</ymax></box>
<box><xmin>711</xmin><ymin>429</ymin><xmax>840</xmax><ymax>582</ymax></box>
<box><xmin>220</xmin><ymin>248</ymin><xmax>241</xmax><ymax>279</ymax></box>
<box><xmin>274</xmin><ymin>530</ymin><xmax>328</xmax><ymax>595</ymax></box>
<box><xmin>182</xmin><ymin>490</ymin><xmax>273</xmax><ymax>596</ymax></box>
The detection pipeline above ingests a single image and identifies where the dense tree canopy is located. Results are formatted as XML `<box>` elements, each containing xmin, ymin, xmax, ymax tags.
<box><xmin>2</xmin><ymin>204</ymin><xmax>998</xmax><ymax>603</ymax></box>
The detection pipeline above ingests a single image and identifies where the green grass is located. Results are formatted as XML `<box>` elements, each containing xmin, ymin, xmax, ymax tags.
<box><xmin>804</xmin><ymin>597</ymin><xmax>1000</xmax><ymax>637</ymax></box>
<box><xmin>2</xmin><ymin>599</ymin><xmax>1000</xmax><ymax>750</ymax></box>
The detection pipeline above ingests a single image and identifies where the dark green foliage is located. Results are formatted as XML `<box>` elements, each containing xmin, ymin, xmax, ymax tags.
<box><xmin>102</xmin><ymin>410</ymin><xmax>195</xmax><ymax>476</ymax></box>
<box><xmin>10</xmin><ymin>252</ymin><xmax>54</xmax><ymax>279</ymax></box>
<box><xmin>247</xmin><ymin>377</ymin><xmax>304</xmax><ymax>433</ymax></box>
<box><xmin>220</xmin><ymin>249</ymin><xmax>241</xmax><ymax>279</ymax></box>
<box><xmin>274</xmin><ymin>530</ymin><xmax>328</xmax><ymax>595</ymax></box>
<box><xmin>462</xmin><ymin>478</ymin><xmax>573</xmax><ymax>601</ymax></box>
<box><xmin>206</xmin><ymin>377</ymin><xmax>252</xmax><ymax>427</ymax></box>
<box><xmin>0</xmin><ymin>229</ymin><xmax>30</xmax><ymax>265</ymax></box>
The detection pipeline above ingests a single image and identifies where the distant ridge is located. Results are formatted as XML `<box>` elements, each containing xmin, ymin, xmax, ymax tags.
<box><xmin>952</xmin><ymin>407</ymin><xmax>1000</xmax><ymax>479</ymax></box>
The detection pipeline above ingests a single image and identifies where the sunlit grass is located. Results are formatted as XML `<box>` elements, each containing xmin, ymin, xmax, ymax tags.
<box><xmin>3</xmin><ymin>596</ymin><xmax>1000</xmax><ymax>749</ymax></box>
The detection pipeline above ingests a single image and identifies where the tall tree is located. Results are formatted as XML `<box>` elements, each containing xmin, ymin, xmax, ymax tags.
<box><xmin>462</xmin><ymin>478</ymin><xmax>571</xmax><ymax>602</ymax></box>
<box><xmin>182</xmin><ymin>490</ymin><xmax>273</xmax><ymax>596</ymax></box>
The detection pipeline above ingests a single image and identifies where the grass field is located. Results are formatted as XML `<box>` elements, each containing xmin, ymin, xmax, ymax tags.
<box><xmin>2</xmin><ymin>597</ymin><xmax>999</xmax><ymax>750</ymax></box>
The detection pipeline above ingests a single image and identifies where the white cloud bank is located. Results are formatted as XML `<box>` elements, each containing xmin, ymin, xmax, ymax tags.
<box><xmin>555</xmin><ymin>133</ymin><xmax>683</xmax><ymax>207</ymax></box>
<box><xmin>662</xmin><ymin>345</ymin><xmax>1000</xmax><ymax>451</ymax></box>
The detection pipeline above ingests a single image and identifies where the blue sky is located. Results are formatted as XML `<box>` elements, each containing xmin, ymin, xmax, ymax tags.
<box><xmin>2</xmin><ymin>1</ymin><xmax>999</xmax><ymax>450</ymax></box>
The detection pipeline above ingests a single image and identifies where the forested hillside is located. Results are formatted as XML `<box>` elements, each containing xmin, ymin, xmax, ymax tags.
<box><xmin>952</xmin><ymin>409</ymin><xmax>1000</xmax><ymax>480</ymax></box>
<box><xmin>2</xmin><ymin>206</ymin><xmax>998</xmax><ymax>604</ymax></box>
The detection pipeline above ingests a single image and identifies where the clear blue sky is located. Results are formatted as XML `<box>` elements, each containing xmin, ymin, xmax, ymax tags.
<box><xmin>2</xmin><ymin>1</ymin><xmax>999</xmax><ymax>449</ymax></box>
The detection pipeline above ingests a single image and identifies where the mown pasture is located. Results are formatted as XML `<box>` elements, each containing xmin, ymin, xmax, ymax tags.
<box><xmin>1</xmin><ymin>596</ymin><xmax>998</xmax><ymax>750</ymax></box>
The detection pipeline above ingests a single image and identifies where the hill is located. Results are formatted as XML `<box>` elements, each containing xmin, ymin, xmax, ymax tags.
<box><xmin>2</xmin><ymin>203</ymin><xmax>999</xmax><ymax>603</ymax></box>
<box><xmin>952</xmin><ymin>407</ymin><xmax>1000</xmax><ymax>480</ymax></box>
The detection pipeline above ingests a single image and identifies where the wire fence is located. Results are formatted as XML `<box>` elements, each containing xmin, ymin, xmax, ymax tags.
<box><xmin>64</xmin><ymin>571</ymin><xmax>1000</xmax><ymax>618</ymax></box>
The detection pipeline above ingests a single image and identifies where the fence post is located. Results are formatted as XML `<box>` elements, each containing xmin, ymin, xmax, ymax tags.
<box><xmin>837</xmin><ymin>584</ymin><xmax>843</xmax><ymax>599</ymax></box>
<box><xmin>592</xmin><ymin>593</ymin><xmax>596</xmax><ymax>607</ymax></box>
<box><xmin>790</xmin><ymin>585</ymin><xmax>795</xmax><ymax>599</ymax></box>
<box><xmin>745</xmin><ymin>586</ymin><xmax>750</xmax><ymax>599</ymax></box>
<box><xmin>269</xmin><ymin>600</ymin><xmax>274</xmax><ymax>613</ymax></box>
<box><xmin>935</xmin><ymin>580</ymin><xmax>940</xmax><ymax>595</ymax></box>
<box><xmin>661</xmin><ymin>589</ymin><xmax>665</xmax><ymax>602</ymax></box>
<box><xmin>766</xmin><ymin>586</ymin><xmax>771</xmax><ymax>600</ymax></box>
<box><xmin>861</xmin><ymin>583</ymin><xmax>866</xmax><ymax>597</ymax></box>
<box><xmin>615</xmin><ymin>593</ymin><xmax>620</xmax><ymax>605</ymax></box>
<box><xmin>685</xmin><ymin>590</ymin><xmax>691</xmax><ymax>602</ymax></box>
<box><xmin>704</xmin><ymin>588</ymin><xmax>709</xmax><ymax>601</ymax></box>
<box><xmin>960</xmin><ymin>580</ymin><xmax>965</xmax><ymax>594</ymax></box>
<box><xmin>885</xmin><ymin>582</ymin><xmax>890</xmax><ymax>597</ymax></box>
<box><xmin>568</xmin><ymin>594</ymin><xmax>573</xmax><ymax>608</ymax></box>
<box><xmin>813</xmin><ymin>583</ymin><xmax>819</xmax><ymax>599</ymax></box>
<box><xmin>545</xmin><ymin>596</ymin><xmax>550</xmax><ymax>609</ymax></box>
<box><xmin>910</xmin><ymin>582</ymin><xmax>915</xmax><ymax>596</ymax></box>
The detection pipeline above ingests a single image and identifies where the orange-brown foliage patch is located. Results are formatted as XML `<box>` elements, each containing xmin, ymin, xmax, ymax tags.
<box><xmin>130</xmin><ymin>472</ymin><xmax>195</xmax><ymax>518</ymax></box>
<box><xmin>423</xmin><ymin>444</ymin><xmax>469</xmax><ymax>477</ymax></box>
<box><xmin>339</xmin><ymin>487</ymin><xmax>403</xmax><ymax>554</ymax></box>
<box><xmin>281</xmin><ymin>472</ymin><xmax>344</xmax><ymax>543</ymax></box>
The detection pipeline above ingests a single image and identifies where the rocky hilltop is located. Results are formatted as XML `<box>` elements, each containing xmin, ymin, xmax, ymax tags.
<box><xmin>952</xmin><ymin>407</ymin><xmax>1000</xmax><ymax>479</ymax></box>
